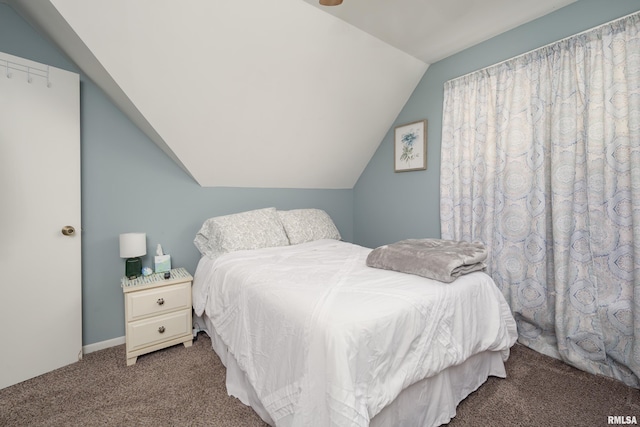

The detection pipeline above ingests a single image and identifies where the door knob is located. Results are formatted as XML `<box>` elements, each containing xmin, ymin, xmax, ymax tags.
<box><xmin>61</xmin><ymin>226</ymin><xmax>75</xmax><ymax>236</ymax></box>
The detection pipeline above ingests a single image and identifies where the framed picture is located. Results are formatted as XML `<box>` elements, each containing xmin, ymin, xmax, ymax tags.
<box><xmin>394</xmin><ymin>119</ymin><xmax>427</xmax><ymax>172</ymax></box>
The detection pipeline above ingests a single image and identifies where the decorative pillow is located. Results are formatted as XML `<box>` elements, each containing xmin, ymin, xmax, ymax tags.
<box><xmin>194</xmin><ymin>207</ymin><xmax>289</xmax><ymax>258</ymax></box>
<box><xmin>277</xmin><ymin>209</ymin><xmax>341</xmax><ymax>245</ymax></box>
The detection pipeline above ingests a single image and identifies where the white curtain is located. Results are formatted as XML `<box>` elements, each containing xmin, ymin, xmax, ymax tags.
<box><xmin>440</xmin><ymin>12</ymin><xmax>640</xmax><ymax>388</ymax></box>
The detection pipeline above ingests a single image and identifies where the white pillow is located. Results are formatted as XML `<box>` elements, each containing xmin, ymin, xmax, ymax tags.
<box><xmin>277</xmin><ymin>209</ymin><xmax>341</xmax><ymax>245</ymax></box>
<box><xmin>194</xmin><ymin>207</ymin><xmax>289</xmax><ymax>258</ymax></box>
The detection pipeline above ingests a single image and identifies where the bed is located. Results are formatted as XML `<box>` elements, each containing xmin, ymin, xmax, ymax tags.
<box><xmin>192</xmin><ymin>208</ymin><xmax>518</xmax><ymax>427</ymax></box>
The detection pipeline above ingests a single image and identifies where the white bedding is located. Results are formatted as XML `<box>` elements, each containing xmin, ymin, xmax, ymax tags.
<box><xmin>192</xmin><ymin>239</ymin><xmax>517</xmax><ymax>426</ymax></box>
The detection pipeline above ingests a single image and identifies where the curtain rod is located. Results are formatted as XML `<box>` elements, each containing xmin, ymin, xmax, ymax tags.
<box><xmin>1</xmin><ymin>58</ymin><xmax>51</xmax><ymax>87</ymax></box>
<box><xmin>447</xmin><ymin>9</ymin><xmax>640</xmax><ymax>84</ymax></box>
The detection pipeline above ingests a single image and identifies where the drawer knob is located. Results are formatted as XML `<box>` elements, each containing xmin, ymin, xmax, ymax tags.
<box><xmin>158</xmin><ymin>326</ymin><xmax>166</xmax><ymax>334</ymax></box>
<box><xmin>157</xmin><ymin>298</ymin><xmax>165</xmax><ymax>306</ymax></box>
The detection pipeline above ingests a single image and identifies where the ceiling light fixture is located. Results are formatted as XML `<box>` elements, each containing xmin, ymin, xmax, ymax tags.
<box><xmin>319</xmin><ymin>0</ymin><xmax>343</xmax><ymax>5</ymax></box>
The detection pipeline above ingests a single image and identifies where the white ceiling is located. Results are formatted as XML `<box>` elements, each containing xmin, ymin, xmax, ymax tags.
<box><xmin>8</xmin><ymin>0</ymin><xmax>575</xmax><ymax>189</ymax></box>
<box><xmin>302</xmin><ymin>0</ymin><xmax>576</xmax><ymax>64</ymax></box>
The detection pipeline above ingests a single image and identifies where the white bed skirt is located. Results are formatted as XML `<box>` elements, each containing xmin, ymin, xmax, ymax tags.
<box><xmin>195</xmin><ymin>314</ymin><xmax>507</xmax><ymax>427</ymax></box>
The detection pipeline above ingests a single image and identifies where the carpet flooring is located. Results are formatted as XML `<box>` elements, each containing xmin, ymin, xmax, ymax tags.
<box><xmin>0</xmin><ymin>333</ymin><xmax>637</xmax><ymax>426</ymax></box>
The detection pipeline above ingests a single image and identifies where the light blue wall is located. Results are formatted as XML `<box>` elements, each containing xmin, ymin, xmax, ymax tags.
<box><xmin>0</xmin><ymin>4</ymin><xmax>353</xmax><ymax>346</ymax></box>
<box><xmin>353</xmin><ymin>0</ymin><xmax>640</xmax><ymax>249</ymax></box>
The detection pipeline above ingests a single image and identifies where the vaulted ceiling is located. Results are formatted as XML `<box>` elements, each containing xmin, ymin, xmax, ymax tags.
<box><xmin>7</xmin><ymin>0</ymin><xmax>575</xmax><ymax>189</ymax></box>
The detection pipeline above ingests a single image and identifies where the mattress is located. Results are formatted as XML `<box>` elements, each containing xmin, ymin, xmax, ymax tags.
<box><xmin>192</xmin><ymin>239</ymin><xmax>517</xmax><ymax>426</ymax></box>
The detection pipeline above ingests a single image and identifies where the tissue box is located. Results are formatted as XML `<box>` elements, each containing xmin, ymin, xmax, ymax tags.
<box><xmin>154</xmin><ymin>254</ymin><xmax>171</xmax><ymax>273</ymax></box>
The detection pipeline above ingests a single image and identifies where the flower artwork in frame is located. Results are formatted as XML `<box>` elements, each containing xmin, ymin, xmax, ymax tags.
<box><xmin>394</xmin><ymin>119</ymin><xmax>427</xmax><ymax>172</ymax></box>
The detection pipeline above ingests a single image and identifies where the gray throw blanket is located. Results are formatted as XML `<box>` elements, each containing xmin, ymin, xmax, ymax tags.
<box><xmin>366</xmin><ymin>238</ymin><xmax>487</xmax><ymax>283</ymax></box>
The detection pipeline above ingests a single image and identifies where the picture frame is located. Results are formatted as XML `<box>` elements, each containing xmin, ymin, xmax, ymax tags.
<box><xmin>394</xmin><ymin>119</ymin><xmax>427</xmax><ymax>172</ymax></box>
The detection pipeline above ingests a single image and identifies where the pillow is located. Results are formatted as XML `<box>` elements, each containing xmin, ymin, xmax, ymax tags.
<box><xmin>277</xmin><ymin>209</ymin><xmax>341</xmax><ymax>245</ymax></box>
<box><xmin>194</xmin><ymin>207</ymin><xmax>289</xmax><ymax>258</ymax></box>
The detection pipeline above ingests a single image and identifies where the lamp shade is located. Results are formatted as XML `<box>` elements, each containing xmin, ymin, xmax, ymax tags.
<box><xmin>119</xmin><ymin>233</ymin><xmax>147</xmax><ymax>258</ymax></box>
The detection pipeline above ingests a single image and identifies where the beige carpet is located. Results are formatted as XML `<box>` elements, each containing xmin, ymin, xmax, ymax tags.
<box><xmin>0</xmin><ymin>333</ymin><xmax>637</xmax><ymax>426</ymax></box>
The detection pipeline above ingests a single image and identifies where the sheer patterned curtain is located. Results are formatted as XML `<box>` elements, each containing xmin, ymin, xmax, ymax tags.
<box><xmin>440</xmin><ymin>12</ymin><xmax>640</xmax><ymax>388</ymax></box>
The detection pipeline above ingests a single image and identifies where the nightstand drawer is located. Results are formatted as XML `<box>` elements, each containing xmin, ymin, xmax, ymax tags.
<box><xmin>127</xmin><ymin>309</ymin><xmax>191</xmax><ymax>352</ymax></box>
<box><xmin>126</xmin><ymin>281</ymin><xmax>190</xmax><ymax>321</ymax></box>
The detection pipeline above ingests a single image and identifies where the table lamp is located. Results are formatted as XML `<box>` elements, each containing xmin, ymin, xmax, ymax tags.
<box><xmin>119</xmin><ymin>232</ymin><xmax>146</xmax><ymax>279</ymax></box>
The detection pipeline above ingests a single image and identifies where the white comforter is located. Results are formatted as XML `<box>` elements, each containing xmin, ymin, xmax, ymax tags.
<box><xmin>193</xmin><ymin>239</ymin><xmax>517</xmax><ymax>427</ymax></box>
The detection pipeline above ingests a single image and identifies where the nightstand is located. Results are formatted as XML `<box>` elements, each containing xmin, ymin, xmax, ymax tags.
<box><xmin>121</xmin><ymin>268</ymin><xmax>193</xmax><ymax>366</ymax></box>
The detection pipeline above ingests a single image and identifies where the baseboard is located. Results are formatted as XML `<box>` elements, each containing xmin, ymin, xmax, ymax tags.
<box><xmin>83</xmin><ymin>336</ymin><xmax>125</xmax><ymax>355</ymax></box>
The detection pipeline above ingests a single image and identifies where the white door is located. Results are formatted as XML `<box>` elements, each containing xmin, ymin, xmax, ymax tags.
<box><xmin>0</xmin><ymin>52</ymin><xmax>81</xmax><ymax>389</ymax></box>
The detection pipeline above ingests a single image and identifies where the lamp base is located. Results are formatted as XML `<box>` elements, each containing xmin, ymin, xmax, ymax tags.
<box><xmin>125</xmin><ymin>257</ymin><xmax>142</xmax><ymax>279</ymax></box>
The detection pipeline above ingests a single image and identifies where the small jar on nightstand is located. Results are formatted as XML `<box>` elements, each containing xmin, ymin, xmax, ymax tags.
<box><xmin>121</xmin><ymin>268</ymin><xmax>193</xmax><ymax>366</ymax></box>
